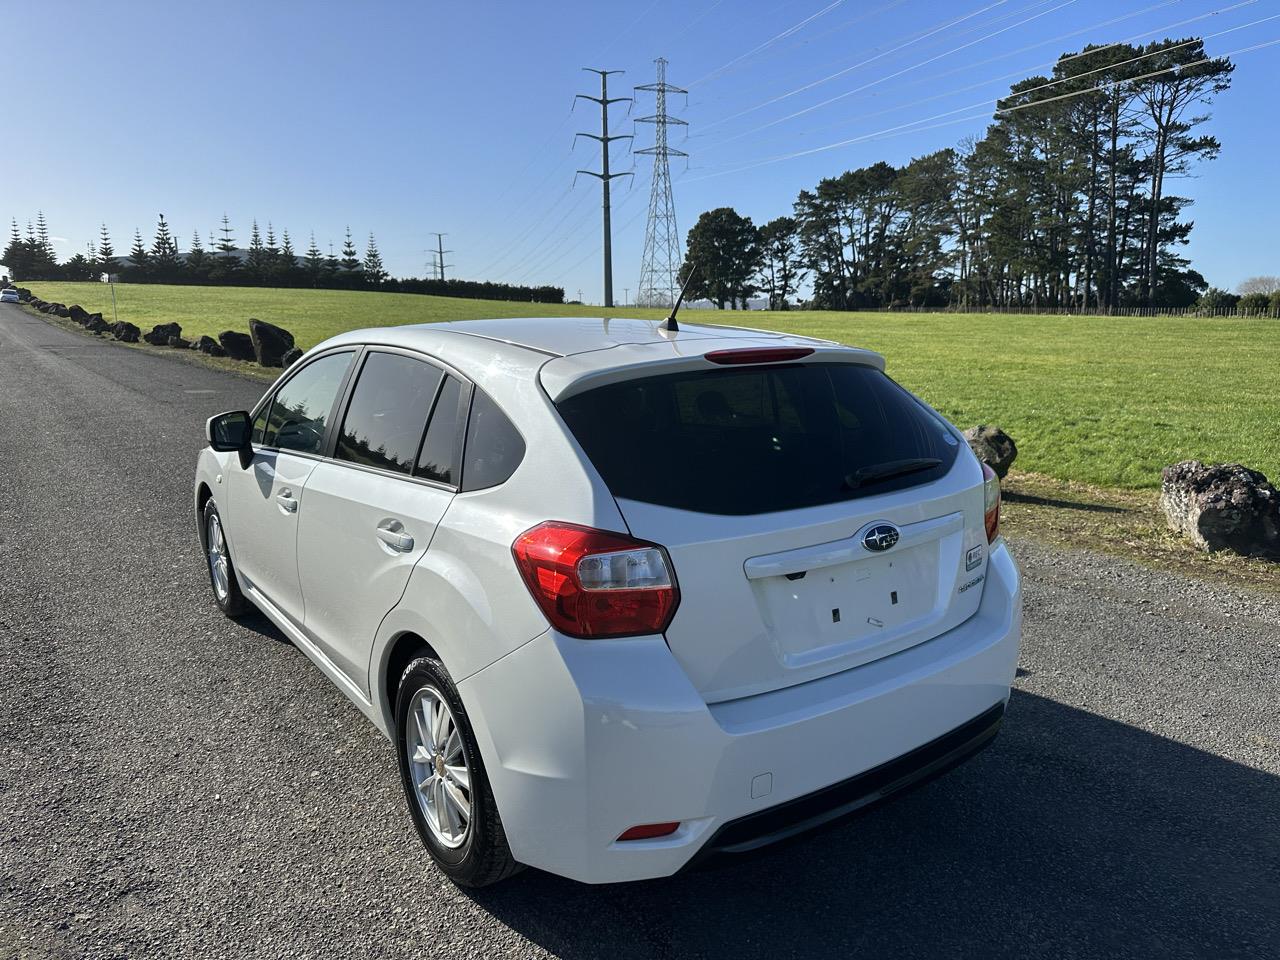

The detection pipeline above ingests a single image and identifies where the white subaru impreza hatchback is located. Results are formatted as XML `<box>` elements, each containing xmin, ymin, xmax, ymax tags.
<box><xmin>194</xmin><ymin>316</ymin><xmax>1021</xmax><ymax>886</ymax></box>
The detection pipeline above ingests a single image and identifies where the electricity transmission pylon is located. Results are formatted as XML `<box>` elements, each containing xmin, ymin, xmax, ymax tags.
<box><xmin>635</xmin><ymin>59</ymin><xmax>687</xmax><ymax>309</ymax></box>
<box><xmin>575</xmin><ymin>68</ymin><xmax>633</xmax><ymax>308</ymax></box>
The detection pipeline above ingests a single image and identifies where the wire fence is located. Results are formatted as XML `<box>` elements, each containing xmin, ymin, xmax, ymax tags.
<box><xmin>876</xmin><ymin>304</ymin><xmax>1280</xmax><ymax>318</ymax></box>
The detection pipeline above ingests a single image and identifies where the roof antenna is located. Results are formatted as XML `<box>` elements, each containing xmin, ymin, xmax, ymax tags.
<box><xmin>660</xmin><ymin>265</ymin><xmax>697</xmax><ymax>333</ymax></box>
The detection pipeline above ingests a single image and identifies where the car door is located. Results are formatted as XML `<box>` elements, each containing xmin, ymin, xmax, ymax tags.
<box><xmin>223</xmin><ymin>349</ymin><xmax>356</xmax><ymax>626</ymax></box>
<box><xmin>296</xmin><ymin>349</ymin><xmax>469</xmax><ymax>692</ymax></box>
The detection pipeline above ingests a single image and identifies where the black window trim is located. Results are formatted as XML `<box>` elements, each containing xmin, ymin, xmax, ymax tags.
<box><xmin>322</xmin><ymin>345</ymin><xmax>467</xmax><ymax>492</ymax></box>
<box><xmin>248</xmin><ymin>339</ymin><xmax>525</xmax><ymax>495</ymax></box>
<box><xmin>457</xmin><ymin>383</ymin><xmax>528</xmax><ymax>494</ymax></box>
<box><xmin>250</xmin><ymin>345</ymin><xmax>361</xmax><ymax>462</ymax></box>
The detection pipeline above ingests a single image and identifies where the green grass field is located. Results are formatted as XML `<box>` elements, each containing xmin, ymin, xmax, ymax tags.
<box><xmin>21</xmin><ymin>280</ymin><xmax>1280</xmax><ymax>489</ymax></box>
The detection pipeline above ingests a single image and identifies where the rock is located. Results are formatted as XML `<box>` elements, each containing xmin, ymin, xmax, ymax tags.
<box><xmin>86</xmin><ymin>312</ymin><xmax>103</xmax><ymax>326</ymax></box>
<box><xmin>281</xmin><ymin>347</ymin><xmax>304</xmax><ymax>368</ymax></box>
<box><xmin>143</xmin><ymin>322</ymin><xmax>182</xmax><ymax>346</ymax></box>
<box><xmin>963</xmin><ymin>425</ymin><xmax>1018</xmax><ymax>478</ymax></box>
<box><xmin>193</xmin><ymin>335</ymin><xmax>227</xmax><ymax>357</ymax></box>
<box><xmin>16</xmin><ymin>288</ymin><xmax>32</xmax><ymax>301</ymax></box>
<box><xmin>53</xmin><ymin>304</ymin><xmax>70</xmax><ymax>318</ymax></box>
<box><xmin>111</xmin><ymin>321</ymin><xmax>141</xmax><ymax>343</ymax></box>
<box><xmin>1160</xmin><ymin>461</ymin><xmax>1280</xmax><ymax>559</ymax></box>
<box><xmin>68</xmin><ymin>304</ymin><xmax>90</xmax><ymax>323</ymax></box>
<box><xmin>30</xmin><ymin>298</ymin><xmax>46</xmax><ymax>309</ymax></box>
<box><xmin>167</xmin><ymin>335</ymin><xmax>191</xmax><ymax>349</ymax></box>
<box><xmin>248</xmin><ymin>318</ymin><xmax>295</xmax><ymax>367</ymax></box>
<box><xmin>85</xmin><ymin>316</ymin><xmax>110</xmax><ymax>334</ymax></box>
<box><xmin>218</xmin><ymin>330</ymin><xmax>255</xmax><ymax>362</ymax></box>
<box><xmin>40</xmin><ymin>303</ymin><xmax>57</xmax><ymax>313</ymax></box>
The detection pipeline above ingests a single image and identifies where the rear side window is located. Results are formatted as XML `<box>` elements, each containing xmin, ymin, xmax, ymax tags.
<box><xmin>416</xmin><ymin>375</ymin><xmax>464</xmax><ymax>485</ymax></box>
<box><xmin>461</xmin><ymin>390</ymin><xmax>525</xmax><ymax>491</ymax></box>
<box><xmin>336</xmin><ymin>352</ymin><xmax>443</xmax><ymax>475</ymax></box>
<box><xmin>557</xmin><ymin>362</ymin><xmax>959</xmax><ymax>515</ymax></box>
<box><xmin>263</xmin><ymin>351</ymin><xmax>354</xmax><ymax>454</ymax></box>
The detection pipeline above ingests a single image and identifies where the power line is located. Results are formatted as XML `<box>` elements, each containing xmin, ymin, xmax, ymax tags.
<box><xmin>699</xmin><ymin>0</ymin><xmax>1260</xmax><ymax>154</ymax></box>
<box><xmin>688</xmin><ymin>0</ymin><xmax>852</xmax><ymax>88</ymax></box>
<box><xmin>699</xmin><ymin>0</ymin><xmax>1016</xmax><ymax>131</ymax></box>
<box><xmin>686</xmin><ymin>34</ymin><xmax>1278</xmax><ymax>181</ymax></box>
<box><xmin>574</xmin><ymin>68</ymin><xmax>634</xmax><ymax>308</ymax></box>
<box><xmin>717</xmin><ymin>0</ymin><xmax>1082</xmax><ymax>143</ymax></box>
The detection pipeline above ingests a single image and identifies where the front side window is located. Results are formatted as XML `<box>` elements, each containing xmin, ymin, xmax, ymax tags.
<box><xmin>263</xmin><ymin>351</ymin><xmax>354</xmax><ymax>454</ymax></box>
<box><xmin>335</xmin><ymin>352</ymin><xmax>443</xmax><ymax>475</ymax></box>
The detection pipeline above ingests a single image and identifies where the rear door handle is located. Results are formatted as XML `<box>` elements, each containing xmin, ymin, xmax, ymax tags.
<box><xmin>375</xmin><ymin>520</ymin><xmax>414</xmax><ymax>553</ymax></box>
<box><xmin>276</xmin><ymin>489</ymin><xmax>298</xmax><ymax>513</ymax></box>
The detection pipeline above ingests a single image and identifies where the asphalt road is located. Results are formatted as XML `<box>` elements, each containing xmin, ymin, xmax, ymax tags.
<box><xmin>1</xmin><ymin>303</ymin><xmax>1277</xmax><ymax>960</ymax></box>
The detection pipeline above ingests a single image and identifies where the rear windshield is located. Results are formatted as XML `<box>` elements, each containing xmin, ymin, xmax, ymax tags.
<box><xmin>557</xmin><ymin>362</ymin><xmax>960</xmax><ymax>515</ymax></box>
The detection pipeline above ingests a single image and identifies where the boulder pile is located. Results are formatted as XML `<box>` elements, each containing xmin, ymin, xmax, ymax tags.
<box><xmin>1160</xmin><ymin>460</ymin><xmax>1280</xmax><ymax>560</ymax></box>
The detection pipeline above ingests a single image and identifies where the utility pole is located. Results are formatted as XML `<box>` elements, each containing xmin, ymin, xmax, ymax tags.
<box><xmin>575</xmin><ymin>68</ymin><xmax>632</xmax><ymax>308</ymax></box>
<box><xmin>428</xmin><ymin>232</ymin><xmax>452</xmax><ymax>281</ymax></box>
<box><xmin>636</xmin><ymin>58</ymin><xmax>687</xmax><ymax>309</ymax></box>
<box><xmin>623</xmin><ymin>287</ymin><xmax>630</xmax><ymax>306</ymax></box>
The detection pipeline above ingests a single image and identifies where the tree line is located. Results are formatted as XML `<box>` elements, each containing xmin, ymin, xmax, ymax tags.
<box><xmin>2</xmin><ymin>213</ymin><xmax>565</xmax><ymax>304</ymax></box>
<box><xmin>681</xmin><ymin>37</ymin><xmax>1245</xmax><ymax>312</ymax></box>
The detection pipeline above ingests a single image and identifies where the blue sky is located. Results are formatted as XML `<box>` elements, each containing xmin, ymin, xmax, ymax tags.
<box><xmin>3</xmin><ymin>0</ymin><xmax>1277</xmax><ymax>301</ymax></box>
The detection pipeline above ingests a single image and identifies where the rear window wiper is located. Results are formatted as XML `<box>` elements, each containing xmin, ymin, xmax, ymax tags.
<box><xmin>843</xmin><ymin>457</ymin><xmax>943</xmax><ymax>490</ymax></box>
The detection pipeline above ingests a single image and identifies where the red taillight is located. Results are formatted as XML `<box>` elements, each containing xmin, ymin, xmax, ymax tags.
<box><xmin>982</xmin><ymin>462</ymin><xmax>1001</xmax><ymax>544</ymax></box>
<box><xmin>617</xmin><ymin>822</ymin><xmax>680</xmax><ymax>841</ymax></box>
<box><xmin>511</xmin><ymin>522</ymin><xmax>680</xmax><ymax>639</ymax></box>
<box><xmin>704</xmin><ymin>347</ymin><xmax>814</xmax><ymax>365</ymax></box>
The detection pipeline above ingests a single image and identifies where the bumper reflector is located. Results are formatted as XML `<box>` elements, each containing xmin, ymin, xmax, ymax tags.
<box><xmin>617</xmin><ymin>822</ymin><xmax>680</xmax><ymax>842</ymax></box>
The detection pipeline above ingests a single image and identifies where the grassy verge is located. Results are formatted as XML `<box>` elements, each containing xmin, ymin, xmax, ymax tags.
<box><xmin>1001</xmin><ymin>472</ymin><xmax>1280</xmax><ymax>593</ymax></box>
<box><xmin>12</xmin><ymin>293</ymin><xmax>1280</xmax><ymax>593</ymax></box>
<box><xmin>22</xmin><ymin>281</ymin><xmax>1280</xmax><ymax>490</ymax></box>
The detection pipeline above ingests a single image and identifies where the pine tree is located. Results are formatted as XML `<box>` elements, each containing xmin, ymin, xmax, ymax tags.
<box><xmin>363</xmin><ymin>233</ymin><xmax>387</xmax><ymax>285</ymax></box>
<box><xmin>277</xmin><ymin>229</ymin><xmax>296</xmax><ymax>284</ymax></box>
<box><xmin>186</xmin><ymin>230</ymin><xmax>208</xmax><ymax>279</ymax></box>
<box><xmin>304</xmin><ymin>233</ymin><xmax>324</xmax><ymax>287</ymax></box>
<box><xmin>324</xmin><ymin>242</ymin><xmax>340</xmax><ymax>285</ymax></box>
<box><xmin>98</xmin><ymin>224</ymin><xmax>115</xmax><ymax>275</ymax></box>
<box><xmin>129</xmin><ymin>228</ymin><xmax>150</xmax><ymax>279</ymax></box>
<box><xmin>264</xmin><ymin>222</ymin><xmax>280</xmax><ymax>279</ymax></box>
<box><xmin>34</xmin><ymin>211</ymin><xmax>55</xmax><ymax>263</ymax></box>
<box><xmin>340</xmin><ymin>227</ymin><xmax>361</xmax><ymax>272</ymax></box>
<box><xmin>2</xmin><ymin>220</ymin><xmax>27</xmax><ymax>279</ymax></box>
<box><xmin>213</xmin><ymin>214</ymin><xmax>238</xmax><ymax>281</ymax></box>
<box><xmin>245</xmin><ymin>219</ymin><xmax>266</xmax><ymax>283</ymax></box>
<box><xmin>151</xmin><ymin>213</ymin><xmax>179</xmax><ymax>281</ymax></box>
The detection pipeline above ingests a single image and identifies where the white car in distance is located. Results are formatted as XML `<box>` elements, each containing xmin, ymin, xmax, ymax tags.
<box><xmin>195</xmin><ymin>314</ymin><xmax>1021</xmax><ymax>886</ymax></box>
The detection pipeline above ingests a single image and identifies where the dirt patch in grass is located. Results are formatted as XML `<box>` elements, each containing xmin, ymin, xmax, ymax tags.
<box><xmin>1001</xmin><ymin>471</ymin><xmax>1280</xmax><ymax>593</ymax></box>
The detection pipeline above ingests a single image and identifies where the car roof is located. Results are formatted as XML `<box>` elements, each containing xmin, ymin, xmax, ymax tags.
<box><xmin>318</xmin><ymin>316</ymin><xmax>885</xmax><ymax>404</ymax></box>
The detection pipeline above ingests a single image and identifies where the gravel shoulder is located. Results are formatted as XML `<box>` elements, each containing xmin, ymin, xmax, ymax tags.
<box><xmin>1</xmin><ymin>303</ymin><xmax>1276</xmax><ymax>959</ymax></box>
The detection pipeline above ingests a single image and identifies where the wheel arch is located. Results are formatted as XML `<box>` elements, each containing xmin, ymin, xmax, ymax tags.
<box><xmin>378</xmin><ymin>630</ymin><xmax>441</xmax><ymax>732</ymax></box>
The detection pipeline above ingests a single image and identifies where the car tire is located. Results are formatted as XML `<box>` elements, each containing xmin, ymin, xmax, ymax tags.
<box><xmin>201</xmin><ymin>499</ymin><xmax>251</xmax><ymax>618</ymax></box>
<box><xmin>395</xmin><ymin>655</ymin><xmax>522</xmax><ymax>887</ymax></box>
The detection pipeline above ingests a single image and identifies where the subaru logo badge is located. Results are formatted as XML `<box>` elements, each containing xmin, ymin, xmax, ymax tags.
<box><xmin>862</xmin><ymin>523</ymin><xmax>900</xmax><ymax>552</ymax></box>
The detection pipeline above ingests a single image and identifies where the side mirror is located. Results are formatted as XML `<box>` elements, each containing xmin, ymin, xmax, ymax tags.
<box><xmin>207</xmin><ymin>411</ymin><xmax>253</xmax><ymax>467</ymax></box>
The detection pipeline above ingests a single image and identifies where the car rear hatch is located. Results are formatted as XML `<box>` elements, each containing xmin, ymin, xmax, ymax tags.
<box><xmin>550</xmin><ymin>345</ymin><xmax>991</xmax><ymax>703</ymax></box>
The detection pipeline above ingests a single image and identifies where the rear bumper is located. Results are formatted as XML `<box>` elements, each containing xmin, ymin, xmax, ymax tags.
<box><xmin>688</xmin><ymin>700</ymin><xmax>1003</xmax><ymax>866</ymax></box>
<box><xmin>459</xmin><ymin>540</ymin><xmax>1021</xmax><ymax>884</ymax></box>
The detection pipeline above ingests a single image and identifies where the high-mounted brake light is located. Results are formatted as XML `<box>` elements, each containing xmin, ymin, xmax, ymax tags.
<box><xmin>704</xmin><ymin>347</ymin><xmax>814</xmax><ymax>365</ymax></box>
<box><xmin>512</xmin><ymin>522</ymin><xmax>680</xmax><ymax>639</ymax></box>
<box><xmin>982</xmin><ymin>462</ymin><xmax>1001</xmax><ymax>544</ymax></box>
